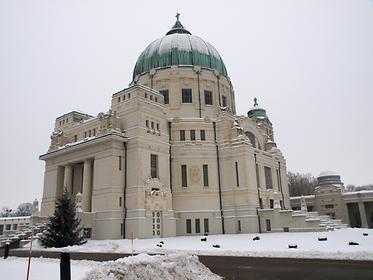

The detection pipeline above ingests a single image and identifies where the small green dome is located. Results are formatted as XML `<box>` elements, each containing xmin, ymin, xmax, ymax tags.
<box><xmin>248</xmin><ymin>98</ymin><xmax>268</xmax><ymax>119</ymax></box>
<box><xmin>133</xmin><ymin>15</ymin><xmax>228</xmax><ymax>80</ymax></box>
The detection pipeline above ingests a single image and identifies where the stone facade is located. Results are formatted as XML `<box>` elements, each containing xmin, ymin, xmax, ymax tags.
<box><xmin>290</xmin><ymin>171</ymin><xmax>373</xmax><ymax>229</ymax></box>
<box><xmin>39</xmin><ymin>17</ymin><xmax>323</xmax><ymax>239</ymax></box>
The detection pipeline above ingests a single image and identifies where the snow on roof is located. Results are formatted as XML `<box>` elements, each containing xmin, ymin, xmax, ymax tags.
<box><xmin>318</xmin><ymin>170</ymin><xmax>339</xmax><ymax>177</ymax></box>
<box><xmin>0</xmin><ymin>216</ymin><xmax>31</xmax><ymax>221</ymax></box>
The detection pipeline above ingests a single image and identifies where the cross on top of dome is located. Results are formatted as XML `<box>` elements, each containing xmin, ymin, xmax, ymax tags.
<box><xmin>166</xmin><ymin>13</ymin><xmax>192</xmax><ymax>35</ymax></box>
<box><xmin>254</xmin><ymin>97</ymin><xmax>258</xmax><ymax>106</ymax></box>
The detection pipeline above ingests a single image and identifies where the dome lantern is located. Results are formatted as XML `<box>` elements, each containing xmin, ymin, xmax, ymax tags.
<box><xmin>248</xmin><ymin>97</ymin><xmax>268</xmax><ymax>119</ymax></box>
<box><xmin>166</xmin><ymin>13</ymin><xmax>191</xmax><ymax>35</ymax></box>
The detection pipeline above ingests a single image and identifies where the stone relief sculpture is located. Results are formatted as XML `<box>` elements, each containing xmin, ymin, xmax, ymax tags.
<box><xmin>49</xmin><ymin>129</ymin><xmax>68</xmax><ymax>150</ymax></box>
<box><xmin>98</xmin><ymin>109</ymin><xmax>121</xmax><ymax>135</ymax></box>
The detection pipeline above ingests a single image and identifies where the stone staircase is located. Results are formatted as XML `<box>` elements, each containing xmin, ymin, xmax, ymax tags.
<box><xmin>305</xmin><ymin>211</ymin><xmax>348</xmax><ymax>230</ymax></box>
<box><xmin>318</xmin><ymin>215</ymin><xmax>348</xmax><ymax>230</ymax></box>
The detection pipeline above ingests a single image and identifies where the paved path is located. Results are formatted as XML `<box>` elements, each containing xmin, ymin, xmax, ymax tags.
<box><xmin>1</xmin><ymin>249</ymin><xmax>373</xmax><ymax>280</ymax></box>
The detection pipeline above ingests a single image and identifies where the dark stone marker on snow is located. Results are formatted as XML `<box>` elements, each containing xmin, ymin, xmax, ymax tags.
<box><xmin>349</xmin><ymin>242</ymin><xmax>359</xmax><ymax>246</ymax></box>
<box><xmin>201</xmin><ymin>237</ymin><xmax>207</xmax><ymax>242</ymax></box>
<box><xmin>204</xmin><ymin>233</ymin><xmax>208</xmax><ymax>236</ymax></box>
<box><xmin>318</xmin><ymin>237</ymin><xmax>327</xmax><ymax>241</ymax></box>
<box><xmin>3</xmin><ymin>242</ymin><xmax>10</xmax><ymax>259</ymax></box>
<box><xmin>288</xmin><ymin>244</ymin><xmax>298</xmax><ymax>249</ymax></box>
<box><xmin>213</xmin><ymin>244</ymin><xmax>220</xmax><ymax>248</ymax></box>
<box><xmin>159</xmin><ymin>241</ymin><xmax>164</xmax><ymax>244</ymax></box>
<box><xmin>60</xmin><ymin>252</ymin><xmax>71</xmax><ymax>280</ymax></box>
<box><xmin>253</xmin><ymin>236</ymin><xmax>260</xmax><ymax>241</ymax></box>
<box><xmin>363</xmin><ymin>233</ymin><xmax>368</xmax><ymax>236</ymax></box>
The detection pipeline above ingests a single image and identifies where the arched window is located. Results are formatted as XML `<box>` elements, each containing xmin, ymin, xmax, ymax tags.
<box><xmin>245</xmin><ymin>131</ymin><xmax>256</xmax><ymax>148</ymax></box>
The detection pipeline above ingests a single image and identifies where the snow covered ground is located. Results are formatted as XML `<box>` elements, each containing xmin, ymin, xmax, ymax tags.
<box><xmin>26</xmin><ymin>228</ymin><xmax>373</xmax><ymax>261</ymax></box>
<box><xmin>0</xmin><ymin>254</ymin><xmax>221</xmax><ymax>280</ymax></box>
<box><xmin>0</xmin><ymin>257</ymin><xmax>96</xmax><ymax>279</ymax></box>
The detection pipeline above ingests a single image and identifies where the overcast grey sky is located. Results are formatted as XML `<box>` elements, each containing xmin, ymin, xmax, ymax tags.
<box><xmin>0</xmin><ymin>0</ymin><xmax>372</xmax><ymax>209</ymax></box>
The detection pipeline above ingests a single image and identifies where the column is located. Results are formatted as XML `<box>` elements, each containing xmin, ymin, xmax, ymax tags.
<box><xmin>358</xmin><ymin>201</ymin><xmax>368</xmax><ymax>228</ymax></box>
<box><xmin>82</xmin><ymin>159</ymin><xmax>93</xmax><ymax>212</ymax></box>
<box><xmin>63</xmin><ymin>165</ymin><xmax>73</xmax><ymax>194</ymax></box>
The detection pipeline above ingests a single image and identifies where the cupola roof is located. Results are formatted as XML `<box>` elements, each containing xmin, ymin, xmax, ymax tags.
<box><xmin>133</xmin><ymin>14</ymin><xmax>228</xmax><ymax>80</ymax></box>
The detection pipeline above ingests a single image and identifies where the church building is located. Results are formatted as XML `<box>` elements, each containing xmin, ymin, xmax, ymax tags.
<box><xmin>40</xmin><ymin>15</ymin><xmax>323</xmax><ymax>239</ymax></box>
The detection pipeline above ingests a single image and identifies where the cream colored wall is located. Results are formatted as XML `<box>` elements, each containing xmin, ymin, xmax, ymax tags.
<box><xmin>137</xmin><ymin>66</ymin><xmax>234</xmax><ymax>119</ymax></box>
<box><xmin>40</xmin><ymin>65</ymin><xmax>299</xmax><ymax>239</ymax></box>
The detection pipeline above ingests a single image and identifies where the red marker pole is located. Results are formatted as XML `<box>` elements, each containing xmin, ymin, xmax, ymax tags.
<box><xmin>26</xmin><ymin>221</ymin><xmax>34</xmax><ymax>280</ymax></box>
<box><xmin>131</xmin><ymin>232</ymin><xmax>134</xmax><ymax>256</ymax></box>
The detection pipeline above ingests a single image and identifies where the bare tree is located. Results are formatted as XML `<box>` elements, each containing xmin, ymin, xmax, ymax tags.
<box><xmin>288</xmin><ymin>172</ymin><xmax>317</xmax><ymax>196</ymax></box>
<box><xmin>0</xmin><ymin>206</ymin><xmax>13</xmax><ymax>217</ymax></box>
<box><xmin>346</xmin><ymin>184</ymin><xmax>373</xmax><ymax>192</ymax></box>
<box><xmin>15</xmin><ymin>202</ymin><xmax>33</xmax><ymax>216</ymax></box>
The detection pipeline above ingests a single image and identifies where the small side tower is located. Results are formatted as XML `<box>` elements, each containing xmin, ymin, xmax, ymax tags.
<box><xmin>247</xmin><ymin>98</ymin><xmax>276</xmax><ymax>150</ymax></box>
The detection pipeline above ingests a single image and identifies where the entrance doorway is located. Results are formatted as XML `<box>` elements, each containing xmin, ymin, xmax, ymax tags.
<box><xmin>152</xmin><ymin>211</ymin><xmax>162</xmax><ymax>237</ymax></box>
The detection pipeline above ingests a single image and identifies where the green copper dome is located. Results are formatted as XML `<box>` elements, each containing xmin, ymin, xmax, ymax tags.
<box><xmin>248</xmin><ymin>98</ymin><xmax>268</xmax><ymax>119</ymax></box>
<box><xmin>133</xmin><ymin>14</ymin><xmax>228</xmax><ymax>80</ymax></box>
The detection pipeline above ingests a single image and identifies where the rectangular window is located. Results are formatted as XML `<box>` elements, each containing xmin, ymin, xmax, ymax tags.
<box><xmin>259</xmin><ymin>198</ymin><xmax>263</xmax><ymax>209</ymax></box>
<box><xmin>181</xmin><ymin>164</ymin><xmax>187</xmax><ymax>187</ymax></box>
<box><xmin>151</xmin><ymin>154</ymin><xmax>158</xmax><ymax>178</ymax></box>
<box><xmin>180</xmin><ymin>130</ymin><xmax>186</xmax><ymax>141</ymax></box>
<box><xmin>195</xmin><ymin>219</ymin><xmax>201</xmax><ymax>233</ymax></box>
<box><xmin>93</xmin><ymin>129</ymin><xmax>96</xmax><ymax>136</ymax></box>
<box><xmin>119</xmin><ymin>197</ymin><xmax>122</xmax><ymax>207</ymax></box>
<box><xmin>123</xmin><ymin>95</ymin><xmax>126</xmax><ymax>101</ymax></box>
<box><xmin>276</xmin><ymin>169</ymin><xmax>281</xmax><ymax>190</ymax></box>
<box><xmin>204</xmin><ymin>218</ymin><xmax>209</xmax><ymax>233</ymax></box>
<box><xmin>118</xmin><ymin>97</ymin><xmax>120</xmax><ymax>103</ymax></box>
<box><xmin>156</xmin><ymin>123</ymin><xmax>160</xmax><ymax>131</ymax></box>
<box><xmin>235</xmin><ymin>161</ymin><xmax>240</xmax><ymax>187</ymax></box>
<box><xmin>6</xmin><ymin>224</ymin><xmax>11</xmax><ymax>230</ymax></box>
<box><xmin>204</xmin><ymin>90</ymin><xmax>213</xmax><ymax>105</ymax></box>
<box><xmin>256</xmin><ymin>163</ymin><xmax>261</xmax><ymax>188</ymax></box>
<box><xmin>128</xmin><ymin>93</ymin><xmax>131</xmax><ymax>99</ymax></box>
<box><xmin>160</xmin><ymin>90</ymin><xmax>169</xmax><ymax>104</ymax></box>
<box><xmin>200</xmin><ymin>130</ymin><xmax>206</xmax><ymax>141</ymax></box>
<box><xmin>266</xmin><ymin>219</ymin><xmax>271</xmax><ymax>231</ymax></box>
<box><xmin>13</xmin><ymin>224</ymin><xmax>17</xmax><ymax>230</ymax></box>
<box><xmin>186</xmin><ymin>219</ymin><xmax>192</xmax><ymax>234</ymax></box>
<box><xmin>264</xmin><ymin>166</ymin><xmax>273</xmax><ymax>189</ymax></box>
<box><xmin>84</xmin><ymin>131</ymin><xmax>87</xmax><ymax>138</ymax></box>
<box><xmin>119</xmin><ymin>156</ymin><xmax>122</xmax><ymax>171</ymax></box>
<box><xmin>325</xmin><ymin>204</ymin><xmax>334</xmax><ymax>209</ymax></box>
<box><xmin>89</xmin><ymin>130</ymin><xmax>92</xmax><ymax>137</ymax></box>
<box><xmin>270</xmin><ymin>199</ymin><xmax>274</xmax><ymax>209</ymax></box>
<box><xmin>182</xmin><ymin>88</ymin><xmax>192</xmax><ymax>103</ymax></box>
<box><xmin>238</xmin><ymin>220</ymin><xmax>241</xmax><ymax>232</ymax></box>
<box><xmin>190</xmin><ymin>129</ymin><xmax>196</xmax><ymax>141</ymax></box>
<box><xmin>74</xmin><ymin>135</ymin><xmax>77</xmax><ymax>142</ymax></box>
<box><xmin>151</xmin><ymin>121</ymin><xmax>154</xmax><ymax>129</ymax></box>
<box><xmin>146</xmin><ymin>120</ymin><xmax>149</xmax><ymax>127</ymax></box>
<box><xmin>222</xmin><ymin>95</ymin><xmax>227</xmax><ymax>107</ymax></box>
<box><xmin>203</xmin><ymin>164</ymin><xmax>209</xmax><ymax>187</ymax></box>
